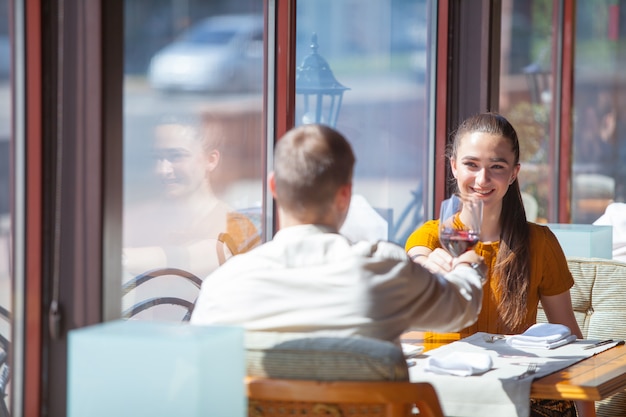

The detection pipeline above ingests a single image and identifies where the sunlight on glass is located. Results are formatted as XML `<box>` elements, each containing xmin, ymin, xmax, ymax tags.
<box><xmin>0</xmin><ymin>2</ymin><xmax>11</xmax><ymax>413</ymax></box>
<box><xmin>122</xmin><ymin>1</ymin><xmax>264</xmax><ymax>321</ymax></box>
<box><xmin>296</xmin><ymin>0</ymin><xmax>432</xmax><ymax>246</ymax></box>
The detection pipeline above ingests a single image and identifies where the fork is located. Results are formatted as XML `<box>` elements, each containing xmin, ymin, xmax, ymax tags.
<box><xmin>484</xmin><ymin>334</ymin><xmax>505</xmax><ymax>343</ymax></box>
<box><xmin>516</xmin><ymin>363</ymin><xmax>538</xmax><ymax>380</ymax></box>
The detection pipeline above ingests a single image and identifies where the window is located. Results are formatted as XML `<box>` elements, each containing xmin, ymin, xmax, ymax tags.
<box><xmin>295</xmin><ymin>0</ymin><xmax>435</xmax><ymax>245</ymax></box>
<box><xmin>122</xmin><ymin>0</ymin><xmax>265</xmax><ymax>321</ymax></box>
<box><xmin>571</xmin><ymin>0</ymin><xmax>625</xmax><ymax>223</ymax></box>
<box><xmin>0</xmin><ymin>0</ymin><xmax>11</xmax><ymax>414</ymax></box>
<box><xmin>499</xmin><ymin>0</ymin><xmax>556</xmax><ymax>223</ymax></box>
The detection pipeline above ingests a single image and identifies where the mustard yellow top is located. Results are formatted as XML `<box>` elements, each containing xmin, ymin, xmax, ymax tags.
<box><xmin>405</xmin><ymin>220</ymin><xmax>574</xmax><ymax>335</ymax></box>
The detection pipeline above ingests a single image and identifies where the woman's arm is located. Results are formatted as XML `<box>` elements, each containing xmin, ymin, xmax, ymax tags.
<box><xmin>407</xmin><ymin>246</ymin><xmax>432</xmax><ymax>262</ymax></box>
<box><xmin>540</xmin><ymin>291</ymin><xmax>582</xmax><ymax>338</ymax></box>
<box><xmin>541</xmin><ymin>291</ymin><xmax>597</xmax><ymax>417</ymax></box>
<box><xmin>123</xmin><ymin>238</ymin><xmax>228</xmax><ymax>278</ymax></box>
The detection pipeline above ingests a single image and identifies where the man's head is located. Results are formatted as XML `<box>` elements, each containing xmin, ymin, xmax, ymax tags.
<box><xmin>153</xmin><ymin>115</ymin><xmax>224</xmax><ymax>199</ymax></box>
<box><xmin>270</xmin><ymin>124</ymin><xmax>355</xmax><ymax>228</ymax></box>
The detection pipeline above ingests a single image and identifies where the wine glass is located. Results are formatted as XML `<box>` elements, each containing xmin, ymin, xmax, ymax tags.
<box><xmin>438</xmin><ymin>194</ymin><xmax>483</xmax><ymax>256</ymax></box>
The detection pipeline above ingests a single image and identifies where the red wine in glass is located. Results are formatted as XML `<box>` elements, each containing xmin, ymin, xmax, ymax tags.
<box><xmin>439</xmin><ymin>194</ymin><xmax>482</xmax><ymax>257</ymax></box>
<box><xmin>439</xmin><ymin>229</ymin><xmax>480</xmax><ymax>257</ymax></box>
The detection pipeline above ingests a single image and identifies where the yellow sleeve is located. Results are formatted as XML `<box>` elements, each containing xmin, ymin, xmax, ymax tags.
<box><xmin>533</xmin><ymin>224</ymin><xmax>574</xmax><ymax>296</ymax></box>
<box><xmin>225</xmin><ymin>212</ymin><xmax>262</xmax><ymax>255</ymax></box>
<box><xmin>404</xmin><ymin>219</ymin><xmax>442</xmax><ymax>252</ymax></box>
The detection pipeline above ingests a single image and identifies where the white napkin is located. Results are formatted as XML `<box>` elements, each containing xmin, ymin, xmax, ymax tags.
<box><xmin>401</xmin><ymin>343</ymin><xmax>424</xmax><ymax>358</ymax></box>
<box><xmin>423</xmin><ymin>352</ymin><xmax>493</xmax><ymax>376</ymax></box>
<box><xmin>506</xmin><ymin>323</ymin><xmax>577</xmax><ymax>349</ymax></box>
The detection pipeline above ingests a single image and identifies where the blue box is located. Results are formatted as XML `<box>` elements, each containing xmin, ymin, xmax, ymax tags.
<box><xmin>547</xmin><ymin>224</ymin><xmax>613</xmax><ymax>259</ymax></box>
<box><xmin>67</xmin><ymin>320</ymin><xmax>245</xmax><ymax>417</ymax></box>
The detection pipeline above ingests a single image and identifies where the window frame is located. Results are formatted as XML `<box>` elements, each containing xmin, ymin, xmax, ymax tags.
<box><xmin>16</xmin><ymin>0</ymin><xmax>579</xmax><ymax>415</ymax></box>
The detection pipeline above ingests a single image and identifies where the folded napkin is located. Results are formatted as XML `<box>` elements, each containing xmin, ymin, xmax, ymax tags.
<box><xmin>506</xmin><ymin>323</ymin><xmax>577</xmax><ymax>349</ymax></box>
<box><xmin>423</xmin><ymin>352</ymin><xmax>493</xmax><ymax>376</ymax></box>
<box><xmin>401</xmin><ymin>343</ymin><xmax>424</xmax><ymax>358</ymax></box>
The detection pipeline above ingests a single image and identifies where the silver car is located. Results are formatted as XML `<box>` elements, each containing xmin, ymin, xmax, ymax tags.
<box><xmin>147</xmin><ymin>14</ymin><xmax>263</xmax><ymax>93</ymax></box>
<box><xmin>0</xmin><ymin>35</ymin><xmax>10</xmax><ymax>80</ymax></box>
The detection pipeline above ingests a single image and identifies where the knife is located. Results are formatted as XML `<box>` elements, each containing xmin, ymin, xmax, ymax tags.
<box><xmin>583</xmin><ymin>339</ymin><xmax>625</xmax><ymax>350</ymax></box>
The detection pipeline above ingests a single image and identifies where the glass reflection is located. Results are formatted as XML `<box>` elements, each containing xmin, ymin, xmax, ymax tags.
<box><xmin>499</xmin><ymin>0</ymin><xmax>554</xmax><ymax>223</ymax></box>
<box><xmin>296</xmin><ymin>0</ymin><xmax>432</xmax><ymax>246</ymax></box>
<box><xmin>572</xmin><ymin>0</ymin><xmax>626</xmax><ymax>223</ymax></box>
<box><xmin>0</xmin><ymin>0</ymin><xmax>10</xmax><ymax>413</ymax></box>
<box><xmin>123</xmin><ymin>1</ymin><xmax>264</xmax><ymax>321</ymax></box>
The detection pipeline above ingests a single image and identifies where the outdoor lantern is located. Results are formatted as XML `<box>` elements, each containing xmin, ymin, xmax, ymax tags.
<box><xmin>296</xmin><ymin>33</ymin><xmax>350</xmax><ymax>128</ymax></box>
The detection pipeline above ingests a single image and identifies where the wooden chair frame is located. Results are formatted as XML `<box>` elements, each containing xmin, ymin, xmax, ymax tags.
<box><xmin>246</xmin><ymin>377</ymin><xmax>445</xmax><ymax>417</ymax></box>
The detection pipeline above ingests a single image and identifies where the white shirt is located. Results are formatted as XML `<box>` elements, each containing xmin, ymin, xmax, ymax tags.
<box><xmin>191</xmin><ymin>224</ymin><xmax>483</xmax><ymax>342</ymax></box>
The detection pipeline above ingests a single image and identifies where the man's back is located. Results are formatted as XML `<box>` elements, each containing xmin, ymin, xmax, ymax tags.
<box><xmin>191</xmin><ymin>224</ymin><xmax>482</xmax><ymax>341</ymax></box>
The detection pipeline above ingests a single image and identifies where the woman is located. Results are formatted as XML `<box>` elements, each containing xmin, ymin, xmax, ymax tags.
<box><xmin>123</xmin><ymin>116</ymin><xmax>261</xmax><ymax>320</ymax></box>
<box><xmin>405</xmin><ymin>112</ymin><xmax>595</xmax><ymax>417</ymax></box>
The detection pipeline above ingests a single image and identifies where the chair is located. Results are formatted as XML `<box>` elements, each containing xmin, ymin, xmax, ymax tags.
<box><xmin>246</xmin><ymin>377</ymin><xmax>445</xmax><ymax>417</ymax></box>
<box><xmin>122</xmin><ymin>267</ymin><xmax>202</xmax><ymax>321</ymax></box>
<box><xmin>0</xmin><ymin>305</ymin><xmax>10</xmax><ymax>417</ymax></box>
<box><xmin>537</xmin><ymin>256</ymin><xmax>626</xmax><ymax>417</ymax></box>
<box><xmin>122</xmin><ymin>229</ymin><xmax>257</xmax><ymax>321</ymax></box>
<box><xmin>244</xmin><ymin>332</ymin><xmax>445</xmax><ymax>417</ymax></box>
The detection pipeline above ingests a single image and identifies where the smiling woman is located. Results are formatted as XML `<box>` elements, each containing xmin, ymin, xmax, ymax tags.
<box><xmin>122</xmin><ymin>115</ymin><xmax>261</xmax><ymax>321</ymax></box>
<box><xmin>405</xmin><ymin>112</ymin><xmax>594</xmax><ymax>417</ymax></box>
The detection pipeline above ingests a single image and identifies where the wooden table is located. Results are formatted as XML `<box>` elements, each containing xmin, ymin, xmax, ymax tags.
<box><xmin>401</xmin><ymin>331</ymin><xmax>626</xmax><ymax>401</ymax></box>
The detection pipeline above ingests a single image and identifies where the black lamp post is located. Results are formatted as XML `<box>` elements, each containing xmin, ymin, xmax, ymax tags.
<box><xmin>296</xmin><ymin>33</ymin><xmax>350</xmax><ymax>128</ymax></box>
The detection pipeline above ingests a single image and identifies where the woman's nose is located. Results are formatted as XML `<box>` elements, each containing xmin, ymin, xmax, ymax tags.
<box><xmin>156</xmin><ymin>159</ymin><xmax>174</xmax><ymax>175</ymax></box>
<box><xmin>475</xmin><ymin>168</ymin><xmax>489</xmax><ymax>185</ymax></box>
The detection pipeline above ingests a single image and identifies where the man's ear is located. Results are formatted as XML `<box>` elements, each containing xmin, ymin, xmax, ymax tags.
<box><xmin>337</xmin><ymin>182</ymin><xmax>352</xmax><ymax>213</ymax></box>
<box><xmin>206</xmin><ymin>149</ymin><xmax>220</xmax><ymax>172</ymax></box>
<box><xmin>268</xmin><ymin>172</ymin><xmax>278</xmax><ymax>198</ymax></box>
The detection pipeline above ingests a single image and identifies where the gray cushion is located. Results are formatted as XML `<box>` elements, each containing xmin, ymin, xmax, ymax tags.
<box><xmin>245</xmin><ymin>331</ymin><xmax>409</xmax><ymax>381</ymax></box>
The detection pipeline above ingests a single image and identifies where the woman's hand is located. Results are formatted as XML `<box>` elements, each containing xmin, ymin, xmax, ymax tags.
<box><xmin>453</xmin><ymin>251</ymin><xmax>487</xmax><ymax>284</ymax></box>
<box><xmin>411</xmin><ymin>248</ymin><xmax>454</xmax><ymax>274</ymax></box>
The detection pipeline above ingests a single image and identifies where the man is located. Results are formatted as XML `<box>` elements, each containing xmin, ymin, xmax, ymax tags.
<box><xmin>191</xmin><ymin>124</ymin><xmax>485</xmax><ymax>342</ymax></box>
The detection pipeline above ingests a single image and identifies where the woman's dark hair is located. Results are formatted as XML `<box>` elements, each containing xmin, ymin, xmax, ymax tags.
<box><xmin>449</xmin><ymin>112</ymin><xmax>530</xmax><ymax>332</ymax></box>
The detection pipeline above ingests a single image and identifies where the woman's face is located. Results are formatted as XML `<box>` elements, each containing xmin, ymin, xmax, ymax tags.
<box><xmin>450</xmin><ymin>131</ymin><xmax>520</xmax><ymax>210</ymax></box>
<box><xmin>153</xmin><ymin>124</ymin><xmax>211</xmax><ymax>199</ymax></box>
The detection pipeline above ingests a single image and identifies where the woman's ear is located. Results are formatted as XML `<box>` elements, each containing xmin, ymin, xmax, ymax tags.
<box><xmin>206</xmin><ymin>149</ymin><xmax>220</xmax><ymax>172</ymax></box>
<box><xmin>510</xmin><ymin>163</ymin><xmax>521</xmax><ymax>184</ymax></box>
<box><xmin>450</xmin><ymin>157</ymin><xmax>458</xmax><ymax>178</ymax></box>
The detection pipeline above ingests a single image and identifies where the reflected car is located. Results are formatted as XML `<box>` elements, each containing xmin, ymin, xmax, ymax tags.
<box><xmin>147</xmin><ymin>14</ymin><xmax>263</xmax><ymax>93</ymax></box>
<box><xmin>0</xmin><ymin>35</ymin><xmax>10</xmax><ymax>80</ymax></box>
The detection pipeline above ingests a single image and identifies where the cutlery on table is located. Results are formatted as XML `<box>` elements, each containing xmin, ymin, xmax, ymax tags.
<box><xmin>516</xmin><ymin>362</ymin><xmax>538</xmax><ymax>380</ymax></box>
<box><xmin>583</xmin><ymin>339</ymin><xmax>625</xmax><ymax>350</ymax></box>
<box><xmin>484</xmin><ymin>334</ymin><xmax>505</xmax><ymax>343</ymax></box>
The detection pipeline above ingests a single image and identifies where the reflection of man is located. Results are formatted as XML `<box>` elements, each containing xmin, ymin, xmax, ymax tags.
<box><xmin>123</xmin><ymin>115</ymin><xmax>261</xmax><ymax>319</ymax></box>
<box><xmin>191</xmin><ymin>124</ymin><xmax>484</xmax><ymax>342</ymax></box>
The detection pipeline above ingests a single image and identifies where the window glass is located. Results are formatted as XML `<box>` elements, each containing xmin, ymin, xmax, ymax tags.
<box><xmin>123</xmin><ymin>0</ymin><xmax>264</xmax><ymax>321</ymax></box>
<box><xmin>571</xmin><ymin>0</ymin><xmax>625</xmax><ymax>223</ymax></box>
<box><xmin>0</xmin><ymin>0</ymin><xmax>11</xmax><ymax>413</ymax></box>
<box><xmin>296</xmin><ymin>0</ymin><xmax>433</xmax><ymax>246</ymax></box>
<box><xmin>498</xmin><ymin>0</ymin><xmax>554</xmax><ymax>223</ymax></box>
